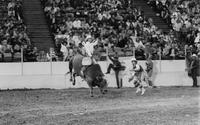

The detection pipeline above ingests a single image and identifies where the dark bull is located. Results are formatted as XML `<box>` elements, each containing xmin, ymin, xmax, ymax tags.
<box><xmin>69</xmin><ymin>54</ymin><xmax>108</xmax><ymax>97</ymax></box>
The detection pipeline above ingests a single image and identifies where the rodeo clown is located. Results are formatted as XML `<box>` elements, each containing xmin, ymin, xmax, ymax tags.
<box><xmin>128</xmin><ymin>57</ymin><xmax>148</xmax><ymax>95</ymax></box>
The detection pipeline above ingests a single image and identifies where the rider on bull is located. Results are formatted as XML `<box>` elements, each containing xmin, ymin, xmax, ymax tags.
<box><xmin>80</xmin><ymin>34</ymin><xmax>99</xmax><ymax>78</ymax></box>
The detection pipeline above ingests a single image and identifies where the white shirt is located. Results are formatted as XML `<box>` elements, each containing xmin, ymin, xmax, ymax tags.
<box><xmin>44</xmin><ymin>6</ymin><xmax>50</xmax><ymax>12</ymax></box>
<box><xmin>98</xmin><ymin>13</ymin><xmax>103</xmax><ymax>20</ymax></box>
<box><xmin>130</xmin><ymin>64</ymin><xmax>141</xmax><ymax>76</ymax></box>
<box><xmin>134</xmin><ymin>64</ymin><xmax>140</xmax><ymax>71</ymax></box>
<box><xmin>194</xmin><ymin>34</ymin><xmax>200</xmax><ymax>43</ymax></box>
<box><xmin>8</xmin><ymin>2</ymin><xmax>15</xmax><ymax>9</ymax></box>
<box><xmin>72</xmin><ymin>35</ymin><xmax>81</xmax><ymax>46</ymax></box>
<box><xmin>83</xmin><ymin>40</ymin><xmax>98</xmax><ymax>57</ymax></box>
<box><xmin>173</xmin><ymin>22</ymin><xmax>183</xmax><ymax>32</ymax></box>
<box><xmin>60</xmin><ymin>44</ymin><xmax>68</xmax><ymax>54</ymax></box>
<box><xmin>0</xmin><ymin>45</ymin><xmax>2</xmax><ymax>52</ymax></box>
<box><xmin>184</xmin><ymin>20</ymin><xmax>191</xmax><ymax>29</ymax></box>
<box><xmin>55</xmin><ymin>34</ymin><xmax>69</xmax><ymax>39</ymax></box>
<box><xmin>72</xmin><ymin>20</ymin><xmax>81</xmax><ymax>28</ymax></box>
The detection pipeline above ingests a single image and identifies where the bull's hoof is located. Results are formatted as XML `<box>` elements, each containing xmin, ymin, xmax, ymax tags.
<box><xmin>90</xmin><ymin>95</ymin><xmax>94</xmax><ymax>97</ymax></box>
<box><xmin>72</xmin><ymin>82</ymin><xmax>75</xmax><ymax>86</ymax></box>
<box><xmin>70</xmin><ymin>78</ymin><xmax>72</xmax><ymax>82</ymax></box>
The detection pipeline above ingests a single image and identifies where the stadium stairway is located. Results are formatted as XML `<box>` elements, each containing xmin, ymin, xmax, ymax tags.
<box><xmin>23</xmin><ymin>0</ymin><xmax>54</xmax><ymax>52</ymax></box>
<box><xmin>133</xmin><ymin>0</ymin><xmax>171</xmax><ymax>33</ymax></box>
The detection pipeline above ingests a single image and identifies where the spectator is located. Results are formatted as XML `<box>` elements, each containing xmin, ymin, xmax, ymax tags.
<box><xmin>37</xmin><ymin>51</ymin><xmax>48</xmax><ymax>62</ymax></box>
<box><xmin>47</xmin><ymin>47</ymin><xmax>58</xmax><ymax>61</ymax></box>
<box><xmin>145</xmin><ymin>54</ymin><xmax>155</xmax><ymax>87</ymax></box>
<box><xmin>60</xmin><ymin>42</ymin><xmax>68</xmax><ymax>61</ymax></box>
<box><xmin>0</xmin><ymin>0</ymin><xmax>33</xmax><ymax>62</ymax></box>
<box><xmin>41</xmin><ymin>0</ymin><xmax>197</xmax><ymax>61</ymax></box>
<box><xmin>189</xmin><ymin>54</ymin><xmax>199</xmax><ymax>87</ymax></box>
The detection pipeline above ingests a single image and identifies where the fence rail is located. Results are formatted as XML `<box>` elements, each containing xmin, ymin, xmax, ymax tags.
<box><xmin>1</xmin><ymin>45</ymin><xmax>190</xmax><ymax>62</ymax></box>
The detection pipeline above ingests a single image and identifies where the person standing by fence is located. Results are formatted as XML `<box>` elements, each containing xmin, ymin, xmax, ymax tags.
<box><xmin>145</xmin><ymin>55</ymin><xmax>156</xmax><ymax>88</ymax></box>
<box><xmin>105</xmin><ymin>55</ymin><xmax>123</xmax><ymax>88</ymax></box>
<box><xmin>189</xmin><ymin>54</ymin><xmax>199</xmax><ymax>87</ymax></box>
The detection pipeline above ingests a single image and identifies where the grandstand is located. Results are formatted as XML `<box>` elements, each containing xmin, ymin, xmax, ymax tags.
<box><xmin>0</xmin><ymin>0</ymin><xmax>199</xmax><ymax>62</ymax></box>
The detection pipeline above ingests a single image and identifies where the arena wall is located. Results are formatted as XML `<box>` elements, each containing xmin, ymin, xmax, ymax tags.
<box><xmin>0</xmin><ymin>58</ymin><xmax>199</xmax><ymax>89</ymax></box>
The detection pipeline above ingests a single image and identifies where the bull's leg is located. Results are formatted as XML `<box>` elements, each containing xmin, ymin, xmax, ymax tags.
<box><xmin>99</xmin><ymin>87</ymin><xmax>106</xmax><ymax>95</ymax></box>
<box><xmin>69</xmin><ymin>60</ymin><xmax>73</xmax><ymax>82</ymax></box>
<box><xmin>115</xmin><ymin>71</ymin><xmax>120</xmax><ymax>89</ymax></box>
<box><xmin>120</xmin><ymin>78</ymin><xmax>123</xmax><ymax>88</ymax></box>
<box><xmin>87</xmin><ymin>82</ymin><xmax>94</xmax><ymax>97</ymax></box>
<box><xmin>72</xmin><ymin>73</ymin><xmax>76</xmax><ymax>85</ymax></box>
<box><xmin>90</xmin><ymin>87</ymin><xmax>94</xmax><ymax>97</ymax></box>
<box><xmin>70</xmin><ymin>72</ymin><xmax>73</xmax><ymax>82</ymax></box>
<box><xmin>99</xmin><ymin>87</ymin><xmax>104</xmax><ymax>94</ymax></box>
<box><xmin>141</xmin><ymin>87</ymin><xmax>146</xmax><ymax>95</ymax></box>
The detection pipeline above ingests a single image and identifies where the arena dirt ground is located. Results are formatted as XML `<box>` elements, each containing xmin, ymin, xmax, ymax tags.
<box><xmin>0</xmin><ymin>87</ymin><xmax>199</xmax><ymax>125</ymax></box>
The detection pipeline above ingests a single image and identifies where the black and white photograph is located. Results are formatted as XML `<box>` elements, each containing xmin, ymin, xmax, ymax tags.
<box><xmin>0</xmin><ymin>0</ymin><xmax>199</xmax><ymax>124</ymax></box>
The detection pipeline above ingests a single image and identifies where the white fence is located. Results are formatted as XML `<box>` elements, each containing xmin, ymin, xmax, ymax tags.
<box><xmin>0</xmin><ymin>58</ymin><xmax>199</xmax><ymax>89</ymax></box>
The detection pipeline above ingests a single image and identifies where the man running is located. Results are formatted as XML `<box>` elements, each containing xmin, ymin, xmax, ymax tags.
<box><xmin>129</xmin><ymin>57</ymin><xmax>146</xmax><ymax>95</ymax></box>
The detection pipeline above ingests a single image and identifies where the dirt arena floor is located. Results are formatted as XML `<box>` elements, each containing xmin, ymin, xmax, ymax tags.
<box><xmin>0</xmin><ymin>87</ymin><xmax>199</xmax><ymax>125</ymax></box>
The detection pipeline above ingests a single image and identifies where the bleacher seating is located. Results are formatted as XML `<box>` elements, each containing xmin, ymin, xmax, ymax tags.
<box><xmin>40</xmin><ymin>0</ymin><xmax>200</xmax><ymax>61</ymax></box>
<box><xmin>0</xmin><ymin>0</ymin><xmax>199</xmax><ymax>62</ymax></box>
<box><xmin>0</xmin><ymin>0</ymin><xmax>37</xmax><ymax>62</ymax></box>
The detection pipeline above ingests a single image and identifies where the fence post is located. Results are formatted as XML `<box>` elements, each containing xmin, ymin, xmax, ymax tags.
<box><xmin>50</xmin><ymin>48</ymin><xmax>53</xmax><ymax>76</ymax></box>
<box><xmin>159</xmin><ymin>47</ymin><xmax>162</xmax><ymax>72</ymax></box>
<box><xmin>184</xmin><ymin>45</ymin><xmax>188</xmax><ymax>71</ymax></box>
<box><xmin>106</xmin><ymin>46</ymin><xmax>109</xmax><ymax>67</ymax></box>
<box><xmin>21</xmin><ymin>47</ymin><xmax>23</xmax><ymax>76</ymax></box>
<box><xmin>132</xmin><ymin>47</ymin><xmax>135</xmax><ymax>57</ymax></box>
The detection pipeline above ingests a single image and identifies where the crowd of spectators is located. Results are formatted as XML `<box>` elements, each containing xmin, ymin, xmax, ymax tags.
<box><xmin>147</xmin><ymin>0</ymin><xmax>200</xmax><ymax>56</ymax></box>
<box><xmin>41</xmin><ymin>0</ymin><xmax>199</xmax><ymax>61</ymax></box>
<box><xmin>1</xmin><ymin>0</ymin><xmax>199</xmax><ymax>62</ymax></box>
<box><xmin>0</xmin><ymin>0</ymin><xmax>38</xmax><ymax>62</ymax></box>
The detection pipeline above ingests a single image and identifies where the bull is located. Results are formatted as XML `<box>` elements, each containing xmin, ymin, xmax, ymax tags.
<box><xmin>69</xmin><ymin>54</ymin><xmax>108</xmax><ymax>97</ymax></box>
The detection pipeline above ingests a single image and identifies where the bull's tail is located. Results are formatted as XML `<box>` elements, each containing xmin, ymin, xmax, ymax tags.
<box><xmin>65</xmin><ymin>71</ymin><xmax>70</xmax><ymax>75</ymax></box>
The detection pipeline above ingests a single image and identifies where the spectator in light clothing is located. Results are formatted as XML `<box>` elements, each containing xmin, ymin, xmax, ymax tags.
<box><xmin>47</xmin><ymin>48</ymin><xmax>57</xmax><ymax>61</ymax></box>
<box><xmin>72</xmin><ymin>18</ymin><xmax>81</xmax><ymax>29</ymax></box>
<box><xmin>194</xmin><ymin>33</ymin><xmax>200</xmax><ymax>44</ymax></box>
<box><xmin>60</xmin><ymin>42</ymin><xmax>68</xmax><ymax>61</ymax></box>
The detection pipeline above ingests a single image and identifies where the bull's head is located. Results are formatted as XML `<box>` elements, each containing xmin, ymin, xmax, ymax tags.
<box><xmin>96</xmin><ymin>76</ymin><xmax>108</xmax><ymax>94</ymax></box>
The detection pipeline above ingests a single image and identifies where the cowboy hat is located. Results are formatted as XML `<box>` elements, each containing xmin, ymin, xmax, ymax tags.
<box><xmin>131</xmin><ymin>57</ymin><xmax>137</xmax><ymax>62</ymax></box>
<box><xmin>192</xmin><ymin>54</ymin><xmax>197</xmax><ymax>57</ymax></box>
<box><xmin>85</xmin><ymin>35</ymin><xmax>93</xmax><ymax>40</ymax></box>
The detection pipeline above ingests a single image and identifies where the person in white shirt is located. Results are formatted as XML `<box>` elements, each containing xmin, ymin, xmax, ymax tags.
<box><xmin>82</xmin><ymin>35</ymin><xmax>98</xmax><ymax>57</ymax></box>
<box><xmin>80</xmin><ymin>35</ymin><xmax>99</xmax><ymax>78</ymax></box>
<box><xmin>194</xmin><ymin>33</ymin><xmax>200</xmax><ymax>43</ymax></box>
<box><xmin>98</xmin><ymin>12</ymin><xmax>103</xmax><ymax>21</ymax></box>
<box><xmin>8</xmin><ymin>0</ymin><xmax>15</xmax><ymax>9</ymax></box>
<box><xmin>129</xmin><ymin>57</ymin><xmax>147</xmax><ymax>95</ymax></box>
<box><xmin>72</xmin><ymin>19</ymin><xmax>81</xmax><ymax>29</ymax></box>
<box><xmin>184</xmin><ymin>19</ymin><xmax>192</xmax><ymax>29</ymax></box>
<box><xmin>60</xmin><ymin>42</ymin><xmax>68</xmax><ymax>61</ymax></box>
<box><xmin>72</xmin><ymin>33</ymin><xmax>81</xmax><ymax>47</ymax></box>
